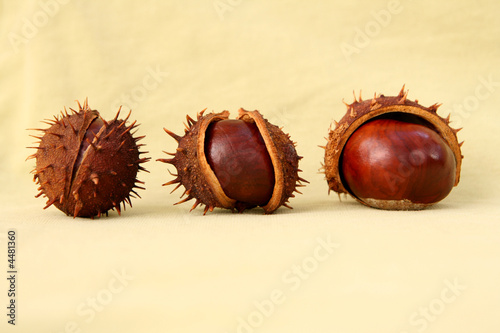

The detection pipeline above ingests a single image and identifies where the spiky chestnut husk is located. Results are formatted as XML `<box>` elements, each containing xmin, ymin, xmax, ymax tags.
<box><xmin>27</xmin><ymin>99</ymin><xmax>150</xmax><ymax>218</ymax></box>
<box><xmin>158</xmin><ymin>108</ymin><xmax>307</xmax><ymax>214</ymax></box>
<box><xmin>323</xmin><ymin>86</ymin><xmax>463</xmax><ymax>210</ymax></box>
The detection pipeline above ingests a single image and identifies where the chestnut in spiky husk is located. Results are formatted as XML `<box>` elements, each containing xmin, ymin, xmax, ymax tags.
<box><xmin>323</xmin><ymin>86</ymin><xmax>463</xmax><ymax>210</ymax></box>
<box><xmin>158</xmin><ymin>108</ymin><xmax>306</xmax><ymax>214</ymax></box>
<box><xmin>27</xmin><ymin>100</ymin><xmax>150</xmax><ymax>218</ymax></box>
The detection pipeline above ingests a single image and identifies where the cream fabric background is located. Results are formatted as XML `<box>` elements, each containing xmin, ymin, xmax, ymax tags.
<box><xmin>1</xmin><ymin>0</ymin><xmax>499</xmax><ymax>332</ymax></box>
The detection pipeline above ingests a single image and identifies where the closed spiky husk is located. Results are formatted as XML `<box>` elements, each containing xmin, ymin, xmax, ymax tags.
<box><xmin>28</xmin><ymin>100</ymin><xmax>150</xmax><ymax>218</ymax></box>
<box><xmin>158</xmin><ymin>108</ymin><xmax>307</xmax><ymax>214</ymax></box>
<box><xmin>324</xmin><ymin>86</ymin><xmax>463</xmax><ymax>209</ymax></box>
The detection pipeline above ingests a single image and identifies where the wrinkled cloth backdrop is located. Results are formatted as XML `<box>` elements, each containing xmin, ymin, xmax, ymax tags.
<box><xmin>1</xmin><ymin>1</ymin><xmax>499</xmax><ymax>332</ymax></box>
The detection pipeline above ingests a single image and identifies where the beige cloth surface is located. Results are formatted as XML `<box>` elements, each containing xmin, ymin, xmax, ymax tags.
<box><xmin>1</xmin><ymin>0</ymin><xmax>500</xmax><ymax>332</ymax></box>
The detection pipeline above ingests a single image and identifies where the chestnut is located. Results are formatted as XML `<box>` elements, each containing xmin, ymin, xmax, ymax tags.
<box><xmin>323</xmin><ymin>86</ymin><xmax>463</xmax><ymax>210</ymax></box>
<box><xmin>158</xmin><ymin>108</ymin><xmax>306</xmax><ymax>214</ymax></box>
<box><xmin>205</xmin><ymin>119</ymin><xmax>275</xmax><ymax>207</ymax></box>
<box><xmin>27</xmin><ymin>99</ymin><xmax>150</xmax><ymax>218</ymax></box>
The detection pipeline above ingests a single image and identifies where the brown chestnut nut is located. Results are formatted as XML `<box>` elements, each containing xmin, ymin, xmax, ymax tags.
<box><xmin>205</xmin><ymin>119</ymin><xmax>275</xmax><ymax>207</ymax></box>
<box><xmin>27</xmin><ymin>99</ymin><xmax>150</xmax><ymax>218</ymax></box>
<box><xmin>323</xmin><ymin>86</ymin><xmax>463</xmax><ymax>210</ymax></box>
<box><xmin>157</xmin><ymin>108</ymin><xmax>306</xmax><ymax>214</ymax></box>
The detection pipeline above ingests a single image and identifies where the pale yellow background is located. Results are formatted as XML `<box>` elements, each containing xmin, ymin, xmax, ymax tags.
<box><xmin>1</xmin><ymin>0</ymin><xmax>499</xmax><ymax>332</ymax></box>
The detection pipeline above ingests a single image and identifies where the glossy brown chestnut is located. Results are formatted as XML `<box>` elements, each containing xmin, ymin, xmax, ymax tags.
<box><xmin>341</xmin><ymin>118</ymin><xmax>456</xmax><ymax>208</ymax></box>
<box><xmin>324</xmin><ymin>86</ymin><xmax>463</xmax><ymax>210</ymax></box>
<box><xmin>158</xmin><ymin>109</ymin><xmax>306</xmax><ymax>214</ymax></box>
<box><xmin>205</xmin><ymin>120</ymin><xmax>275</xmax><ymax>207</ymax></box>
